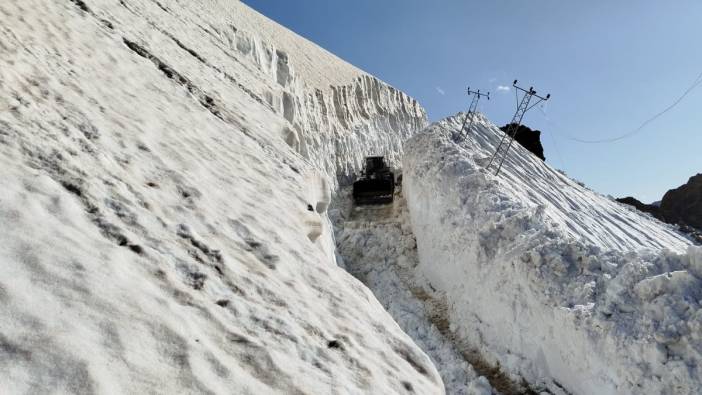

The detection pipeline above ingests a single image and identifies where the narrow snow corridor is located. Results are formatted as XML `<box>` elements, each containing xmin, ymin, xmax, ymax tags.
<box><xmin>331</xmin><ymin>189</ymin><xmax>539</xmax><ymax>395</ymax></box>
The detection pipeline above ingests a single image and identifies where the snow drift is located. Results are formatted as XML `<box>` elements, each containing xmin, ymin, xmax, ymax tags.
<box><xmin>403</xmin><ymin>114</ymin><xmax>702</xmax><ymax>394</ymax></box>
<box><xmin>0</xmin><ymin>0</ymin><xmax>439</xmax><ymax>393</ymax></box>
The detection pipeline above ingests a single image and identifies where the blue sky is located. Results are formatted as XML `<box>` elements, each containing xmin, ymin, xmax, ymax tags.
<box><xmin>243</xmin><ymin>1</ymin><xmax>702</xmax><ymax>202</ymax></box>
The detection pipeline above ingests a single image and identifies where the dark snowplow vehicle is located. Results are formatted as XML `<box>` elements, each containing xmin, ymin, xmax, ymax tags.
<box><xmin>352</xmin><ymin>156</ymin><xmax>395</xmax><ymax>205</ymax></box>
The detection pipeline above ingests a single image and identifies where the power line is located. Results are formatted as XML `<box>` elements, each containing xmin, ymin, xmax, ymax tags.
<box><xmin>536</xmin><ymin>103</ymin><xmax>566</xmax><ymax>169</ymax></box>
<box><xmin>551</xmin><ymin>70</ymin><xmax>702</xmax><ymax>144</ymax></box>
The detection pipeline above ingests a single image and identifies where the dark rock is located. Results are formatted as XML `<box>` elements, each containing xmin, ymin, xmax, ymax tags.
<box><xmin>617</xmin><ymin>173</ymin><xmax>702</xmax><ymax>245</ymax></box>
<box><xmin>327</xmin><ymin>340</ymin><xmax>342</xmax><ymax>349</ymax></box>
<box><xmin>679</xmin><ymin>225</ymin><xmax>702</xmax><ymax>244</ymax></box>
<box><xmin>215</xmin><ymin>299</ymin><xmax>230</xmax><ymax>307</ymax></box>
<box><xmin>128</xmin><ymin>244</ymin><xmax>144</xmax><ymax>255</ymax></box>
<box><xmin>616</xmin><ymin>197</ymin><xmax>660</xmax><ymax>217</ymax></box>
<box><xmin>500</xmin><ymin>123</ymin><xmax>545</xmax><ymax>161</ymax></box>
<box><xmin>659</xmin><ymin>173</ymin><xmax>702</xmax><ymax>230</ymax></box>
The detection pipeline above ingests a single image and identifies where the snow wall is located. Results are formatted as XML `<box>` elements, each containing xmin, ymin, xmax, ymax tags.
<box><xmin>0</xmin><ymin>0</ymin><xmax>439</xmax><ymax>393</ymax></box>
<box><xmin>198</xmin><ymin>0</ymin><xmax>427</xmax><ymax>184</ymax></box>
<box><xmin>403</xmin><ymin>114</ymin><xmax>702</xmax><ymax>394</ymax></box>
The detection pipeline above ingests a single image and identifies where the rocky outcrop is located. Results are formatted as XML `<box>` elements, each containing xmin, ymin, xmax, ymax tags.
<box><xmin>660</xmin><ymin>173</ymin><xmax>702</xmax><ymax>230</ymax></box>
<box><xmin>617</xmin><ymin>174</ymin><xmax>702</xmax><ymax>244</ymax></box>
<box><xmin>615</xmin><ymin>196</ymin><xmax>659</xmax><ymax>217</ymax></box>
<box><xmin>500</xmin><ymin>123</ymin><xmax>545</xmax><ymax>161</ymax></box>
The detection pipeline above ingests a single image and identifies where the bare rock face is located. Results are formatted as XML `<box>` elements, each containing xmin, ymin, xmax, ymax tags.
<box><xmin>499</xmin><ymin>123</ymin><xmax>545</xmax><ymax>161</ymax></box>
<box><xmin>616</xmin><ymin>174</ymin><xmax>702</xmax><ymax>244</ymax></box>
<box><xmin>660</xmin><ymin>173</ymin><xmax>702</xmax><ymax>230</ymax></box>
<box><xmin>616</xmin><ymin>196</ymin><xmax>660</xmax><ymax>217</ymax></box>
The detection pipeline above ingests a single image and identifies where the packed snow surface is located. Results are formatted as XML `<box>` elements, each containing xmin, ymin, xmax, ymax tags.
<box><xmin>0</xmin><ymin>0</ymin><xmax>441</xmax><ymax>393</ymax></box>
<box><xmin>403</xmin><ymin>114</ymin><xmax>702</xmax><ymax>394</ymax></box>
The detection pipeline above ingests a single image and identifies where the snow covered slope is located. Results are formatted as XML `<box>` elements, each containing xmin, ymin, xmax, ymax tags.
<box><xmin>0</xmin><ymin>0</ymin><xmax>440</xmax><ymax>393</ymax></box>
<box><xmin>403</xmin><ymin>114</ymin><xmax>702</xmax><ymax>394</ymax></box>
<box><xmin>449</xmin><ymin>119</ymin><xmax>689</xmax><ymax>252</ymax></box>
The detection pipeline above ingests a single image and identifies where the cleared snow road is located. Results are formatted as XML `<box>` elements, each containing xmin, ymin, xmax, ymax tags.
<box><xmin>332</xmin><ymin>189</ymin><xmax>545</xmax><ymax>395</ymax></box>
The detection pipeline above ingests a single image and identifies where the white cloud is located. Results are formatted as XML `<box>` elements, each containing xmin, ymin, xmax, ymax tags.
<box><xmin>489</xmin><ymin>77</ymin><xmax>497</xmax><ymax>83</ymax></box>
<box><xmin>497</xmin><ymin>85</ymin><xmax>510</xmax><ymax>91</ymax></box>
<box><xmin>435</xmin><ymin>86</ymin><xmax>445</xmax><ymax>96</ymax></box>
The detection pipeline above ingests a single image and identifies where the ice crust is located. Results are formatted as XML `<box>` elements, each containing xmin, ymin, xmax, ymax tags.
<box><xmin>0</xmin><ymin>0</ymin><xmax>439</xmax><ymax>393</ymax></box>
<box><xmin>403</xmin><ymin>114</ymin><xmax>702</xmax><ymax>394</ymax></box>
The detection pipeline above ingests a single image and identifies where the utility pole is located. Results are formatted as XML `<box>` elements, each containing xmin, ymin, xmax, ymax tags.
<box><xmin>455</xmin><ymin>87</ymin><xmax>489</xmax><ymax>141</ymax></box>
<box><xmin>487</xmin><ymin>80</ymin><xmax>550</xmax><ymax>175</ymax></box>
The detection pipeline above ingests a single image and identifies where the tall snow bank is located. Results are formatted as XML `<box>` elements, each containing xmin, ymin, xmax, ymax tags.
<box><xmin>192</xmin><ymin>0</ymin><xmax>428</xmax><ymax>183</ymax></box>
<box><xmin>0</xmin><ymin>0</ymin><xmax>442</xmax><ymax>393</ymax></box>
<box><xmin>403</xmin><ymin>114</ymin><xmax>701</xmax><ymax>394</ymax></box>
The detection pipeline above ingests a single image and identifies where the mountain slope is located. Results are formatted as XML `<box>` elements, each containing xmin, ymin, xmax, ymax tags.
<box><xmin>0</xmin><ymin>0</ymin><xmax>440</xmax><ymax>393</ymax></box>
